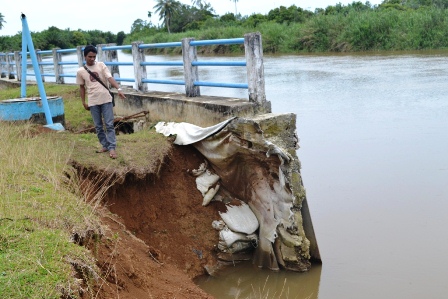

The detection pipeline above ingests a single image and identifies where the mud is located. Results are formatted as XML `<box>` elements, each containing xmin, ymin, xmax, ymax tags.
<box><xmin>83</xmin><ymin>144</ymin><xmax>234</xmax><ymax>298</ymax></box>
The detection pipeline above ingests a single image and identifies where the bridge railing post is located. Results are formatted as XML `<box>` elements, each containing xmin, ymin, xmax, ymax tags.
<box><xmin>244</xmin><ymin>32</ymin><xmax>268</xmax><ymax>109</ymax></box>
<box><xmin>97</xmin><ymin>44</ymin><xmax>105</xmax><ymax>62</ymax></box>
<box><xmin>36</xmin><ymin>49</ymin><xmax>45</xmax><ymax>82</ymax></box>
<box><xmin>76</xmin><ymin>45</ymin><xmax>84</xmax><ymax>67</ymax></box>
<box><xmin>108</xmin><ymin>43</ymin><xmax>120</xmax><ymax>81</ymax></box>
<box><xmin>101</xmin><ymin>43</ymin><xmax>120</xmax><ymax>81</ymax></box>
<box><xmin>14</xmin><ymin>51</ymin><xmax>22</xmax><ymax>82</ymax></box>
<box><xmin>0</xmin><ymin>53</ymin><xmax>6</xmax><ymax>78</ymax></box>
<box><xmin>52</xmin><ymin>48</ymin><xmax>64</xmax><ymax>84</ymax></box>
<box><xmin>7</xmin><ymin>53</ymin><xmax>15</xmax><ymax>79</ymax></box>
<box><xmin>132</xmin><ymin>41</ymin><xmax>147</xmax><ymax>92</ymax></box>
<box><xmin>182</xmin><ymin>37</ymin><xmax>200</xmax><ymax>97</ymax></box>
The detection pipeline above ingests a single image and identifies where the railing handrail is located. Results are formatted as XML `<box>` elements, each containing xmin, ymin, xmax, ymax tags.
<box><xmin>0</xmin><ymin>33</ymin><xmax>266</xmax><ymax>106</ymax></box>
<box><xmin>139</xmin><ymin>42</ymin><xmax>182</xmax><ymax>49</ymax></box>
<box><xmin>190</xmin><ymin>38</ymin><xmax>244</xmax><ymax>46</ymax></box>
<box><xmin>57</xmin><ymin>48</ymin><xmax>77</xmax><ymax>53</ymax></box>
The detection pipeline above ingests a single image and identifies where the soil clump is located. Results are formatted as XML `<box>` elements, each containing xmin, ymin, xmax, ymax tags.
<box><xmin>78</xmin><ymin>144</ymin><xmax>228</xmax><ymax>298</ymax></box>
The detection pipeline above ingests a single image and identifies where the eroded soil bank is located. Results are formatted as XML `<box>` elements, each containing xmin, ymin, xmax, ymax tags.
<box><xmin>79</xmin><ymin>144</ymin><xmax>234</xmax><ymax>298</ymax></box>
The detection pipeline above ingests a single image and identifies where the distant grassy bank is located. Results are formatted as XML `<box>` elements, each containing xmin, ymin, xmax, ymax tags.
<box><xmin>123</xmin><ymin>7</ymin><xmax>448</xmax><ymax>55</ymax></box>
<box><xmin>2</xmin><ymin>3</ymin><xmax>448</xmax><ymax>54</ymax></box>
<box><xmin>0</xmin><ymin>121</ymin><xmax>100</xmax><ymax>298</ymax></box>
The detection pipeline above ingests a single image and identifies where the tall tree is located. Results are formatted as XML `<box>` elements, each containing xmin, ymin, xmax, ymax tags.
<box><xmin>230</xmin><ymin>0</ymin><xmax>239</xmax><ymax>15</ymax></box>
<box><xmin>0</xmin><ymin>13</ymin><xmax>6</xmax><ymax>30</ymax></box>
<box><xmin>153</xmin><ymin>0</ymin><xmax>181</xmax><ymax>33</ymax></box>
<box><xmin>169</xmin><ymin>2</ymin><xmax>215</xmax><ymax>32</ymax></box>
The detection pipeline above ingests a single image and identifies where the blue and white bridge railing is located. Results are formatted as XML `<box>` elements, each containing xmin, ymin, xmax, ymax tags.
<box><xmin>0</xmin><ymin>32</ymin><xmax>267</xmax><ymax>107</ymax></box>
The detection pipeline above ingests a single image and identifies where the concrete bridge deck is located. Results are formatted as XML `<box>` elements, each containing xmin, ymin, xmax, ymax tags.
<box><xmin>0</xmin><ymin>78</ymin><xmax>271</xmax><ymax>128</ymax></box>
<box><xmin>111</xmin><ymin>86</ymin><xmax>271</xmax><ymax>128</ymax></box>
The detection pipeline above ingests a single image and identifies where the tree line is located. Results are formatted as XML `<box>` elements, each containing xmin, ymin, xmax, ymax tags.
<box><xmin>1</xmin><ymin>0</ymin><xmax>448</xmax><ymax>54</ymax></box>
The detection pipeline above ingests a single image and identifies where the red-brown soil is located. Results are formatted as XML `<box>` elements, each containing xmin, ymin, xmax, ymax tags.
<box><xmin>84</xmin><ymin>144</ymin><xmax>228</xmax><ymax>298</ymax></box>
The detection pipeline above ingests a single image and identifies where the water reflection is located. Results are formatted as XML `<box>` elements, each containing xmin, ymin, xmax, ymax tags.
<box><xmin>195</xmin><ymin>261</ymin><xmax>322</xmax><ymax>299</ymax></box>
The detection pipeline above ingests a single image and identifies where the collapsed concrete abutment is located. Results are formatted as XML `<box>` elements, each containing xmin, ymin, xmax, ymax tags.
<box><xmin>111</xmin><ymin>88</ymin><xmax>320</xmax><ymax>272</ymax></box>
<box><xmin>154</xmin><ymin>114</ymin><xmax>320</xmax><ymax>272</ymax></box>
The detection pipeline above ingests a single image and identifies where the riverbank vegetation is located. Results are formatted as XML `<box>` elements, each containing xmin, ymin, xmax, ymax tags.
<box><xmin>0</xmin><ymin>83</ymin><xmax>178</xmax><ymax>298</ymax></box>
<box><xmin>2</xmin><ymin>0</ymin><xmax>448</xmax><ymax>54</ymax></box>
<box><xmin>0</xmin><ymin>110</ymin><xmax>101</xmax><ymax>297</ymax></box>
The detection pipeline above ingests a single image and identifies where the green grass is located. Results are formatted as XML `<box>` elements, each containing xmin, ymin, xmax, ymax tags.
<box><xmin>68</xmin><ymin>128</ymin><xmax>173</xmax><ymax>179</ymax></box>
<box><xmin>0</xmin><ymin>122</ymin><xmax>100</xmax><ymax>298</ymax></box>
<box><xmin>0</xmin><ymin>83</ymin><xmax>173</xmax><ymax>298</ymax></box>
<box><xmin>0</xmin><ymin>226</ymin><xmax>91</xmax><ymax>298</ymax></box>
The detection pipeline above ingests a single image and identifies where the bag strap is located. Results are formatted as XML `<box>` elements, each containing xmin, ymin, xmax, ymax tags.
<box><xmin>84</xmin><ymin>65</ymin><xmax>110</xmax><ymax>91</ymax></box>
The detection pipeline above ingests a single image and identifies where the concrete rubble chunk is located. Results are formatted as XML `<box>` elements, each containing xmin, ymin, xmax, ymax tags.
<box><xmin>156</xmin><ymin>114</ymin><xmax>320</xmax><ymax>272</ymax></box>
<box><xmin>219</xmin><ymin>202</ymin><xmax>259</xmax><ymax>235</ymax></box>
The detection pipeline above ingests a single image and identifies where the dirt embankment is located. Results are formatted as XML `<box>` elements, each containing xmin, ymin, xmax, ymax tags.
<box><xmin>80</xmin><ymin>144</ymin><xmax>227</xmax><ymax>299</ymax></box>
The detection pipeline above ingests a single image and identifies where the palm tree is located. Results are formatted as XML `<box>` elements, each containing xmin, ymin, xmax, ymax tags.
<box><xmin>230</xmin><ymin>0</ymin><xmax>239</xmax><ymax>15</ymax></box>
<box><xmin>0</xmin><ymin>13</ymin><xmax>6</xmax><ymax>30</ymax></box>
<box><xmin>153</xmin><ymin>0</ymin><xmax>181</xmax><ymax>34</ymax></box>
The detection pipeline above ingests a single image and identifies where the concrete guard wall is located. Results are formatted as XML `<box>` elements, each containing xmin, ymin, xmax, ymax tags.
<box><xmin>112</xmin><ymin>88</ymin><xmax>271</xmax><ymax>128</ymax></box>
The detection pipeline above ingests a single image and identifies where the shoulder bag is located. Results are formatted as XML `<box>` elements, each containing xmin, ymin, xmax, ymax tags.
<box><xmin>83</xmin><ymin>65</ymin><xmax>115</xmax><ymax>107</ymax></box>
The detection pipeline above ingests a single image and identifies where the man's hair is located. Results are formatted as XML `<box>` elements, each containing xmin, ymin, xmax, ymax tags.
<box><xmin>83</xmin><ymin>45</ymin><xmax>97</xmax><ymax>57</ymax></box>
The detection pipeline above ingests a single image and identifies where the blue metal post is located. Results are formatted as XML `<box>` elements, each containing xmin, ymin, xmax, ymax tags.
<box><xmin>20</xmin><ymin>13</ymin><xmax>64</xmax><ymax>130</ymax></box>
<box><xmin>20</xmin><ymin>31</ymin><xmax>27</xmax><ymax>97</ymax></box>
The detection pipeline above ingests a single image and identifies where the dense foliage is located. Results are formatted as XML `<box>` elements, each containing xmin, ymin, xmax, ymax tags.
<box><xmin>2</xmin><ymin>0</ymin><xmax>448</xmax><ymax>53</ymax></box>
<box><xmin>0</xmin><ymin>26</ymin><xmax>124</xmax><ymax>52</ymax></box>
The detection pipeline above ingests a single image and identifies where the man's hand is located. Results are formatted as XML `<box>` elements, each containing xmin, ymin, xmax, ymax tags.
<box><xmin>79</xmin><ymin>85</ymin><xmax>89</xmax><ymax>110</ymax></box>
<box><xmin>108</xmin><ymin>77</ymin><xmax>126</xmax><ymax>99</ymax></box>
<box><xmin>117</xmin><ymin>90</ymin><xmax>126</xmax><ymax>99</ymax></box>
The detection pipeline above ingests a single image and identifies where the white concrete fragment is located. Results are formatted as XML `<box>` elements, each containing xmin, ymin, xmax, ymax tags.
<box><xmin>202</xmin><ymin>184</ymin><xmax>220</xmax><ymax>206</ymax></box>
<box><xmin>195</xmin><ymin>170</ymin><xmax>220</xmax><ymax>196</ymax></box>
<box><xmin>212</xmin><ymin>220</ymin><xmax>226</xmax><ymax>231</ymax></box>
<box><xmin>219</xmin><ymin>227</ymin><xmax>251</xmax><ymax>247</ymax></box>
<box><xmin>191</xmin><ymin>162</ymin><xmax>221</xmax><ymax>206</ymax></box>
<box><xmin>154</xmin><ymin>117</ymin><xmax>235</xmax><ymax>145</ymax></box>
<box><xmin>218</xmin><ymin>240</ymin><xmax>253</xmax><ymax>254</ymax></box>
<box><xmin>219</xmin><ymin>202</ymin><xmax>259</xmax><ymax>235</ymax></box>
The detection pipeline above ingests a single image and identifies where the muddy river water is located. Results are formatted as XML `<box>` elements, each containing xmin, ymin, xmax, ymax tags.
<box><xmin>54</xmin><ymin>50</ymin><xmax>448</xmax><ymax>298</ymax></box>
<box><xmin>194</xmin><ymin>51</ymin><xmax>448</xmax><ymax>299</ymax></box>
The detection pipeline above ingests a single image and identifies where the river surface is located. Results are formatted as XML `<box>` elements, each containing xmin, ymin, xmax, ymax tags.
<box><xmin>195</xmin><ymin>51</ymin><xmax>448</xmax><ymax>299</ymax></box>
<box><xmin>43</xmin><ymin>50</ymin><xmax>448</xmax><ymax>298</ymax></box>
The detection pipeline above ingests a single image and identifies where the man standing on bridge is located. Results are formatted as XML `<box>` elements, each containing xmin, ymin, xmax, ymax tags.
<box><xmin>76</xmin><ymin>45</ymin><xmax>126</xmax><ymax>159</ymax></box>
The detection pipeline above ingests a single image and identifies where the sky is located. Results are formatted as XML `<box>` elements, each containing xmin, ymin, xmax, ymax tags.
<box><xmin>0</xmin><ymin>0</ymin><xmax>383</xmax><ymax>36</ymax></box>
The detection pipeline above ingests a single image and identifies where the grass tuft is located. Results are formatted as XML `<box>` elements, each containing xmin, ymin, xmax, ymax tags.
<box><xmin>0</xmin><ymin>82</ymin><xmax>175</xmax><ymax>298</ymax></box>
<box><xmin>0</xmin><ymin>122</ymin><xmax>101</xmax><ymax>298</ymax></box>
